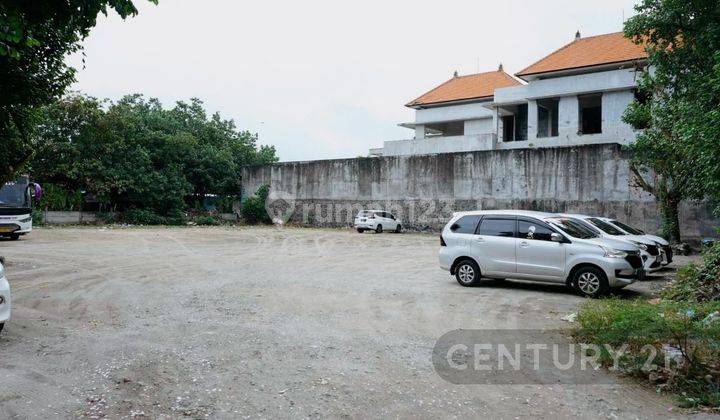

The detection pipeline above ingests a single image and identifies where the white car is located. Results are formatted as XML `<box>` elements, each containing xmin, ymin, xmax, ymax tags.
<box><xmin>600</xmin><ymin>218</ymin><xmax>672</xmax><ymax>266</ymax></box>
<box><xmin>354</xmin><ymin>210</ymin><xmax>402</xmax><ymax>233</ymax></box>
<box><xmin>0</xmin><ymin>260</ymin><xmax>10</xmax><ymax>334</ymax></box>
<box><xmin>559</xmin><ymin>214</ymin><xmax>664</xmax><ymax>272</ymax></box>
<box><xmin>438</xmin><ymin>210</ymin><xmax>644</xmax><ymax>297</ymax></box>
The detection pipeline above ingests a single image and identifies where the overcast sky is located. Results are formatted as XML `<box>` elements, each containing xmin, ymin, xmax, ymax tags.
<box><xmin>68</xmin><ymin>0</ymin><xmax>639</xmax><ymax>162</ymax></box>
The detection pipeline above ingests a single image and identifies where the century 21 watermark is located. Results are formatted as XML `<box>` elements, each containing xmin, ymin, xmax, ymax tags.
<box><xmin>433</xmin><ymin>330</ymin><xmax>680</xmax><ymax>384</ymax></box>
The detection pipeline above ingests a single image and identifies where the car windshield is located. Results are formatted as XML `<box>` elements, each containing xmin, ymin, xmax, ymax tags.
<box><xmin>610</xmin><ymin>219</ymin><xmax>644</xmax><ymax>235</ymax></box>
<box><xmin>546</xmin><ymin>217</ymin><xmax>599</xmax><ymax>239</ymax></box>
<box><xmin>587</xmin><ymin>218</ymin><xmax>625</xmax><ymax>236</ymax></box>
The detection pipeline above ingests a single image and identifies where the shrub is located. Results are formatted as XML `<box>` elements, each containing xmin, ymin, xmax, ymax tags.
<box><xmin>241</xmin><ymin>185</ymin><xmax>272</xmax><ymax>225</ymax></box>
<box><xmin>39</xmin><ymin>183</ymin><xmax>83</xmax><ymax>211</ymax></box>
<box><xmin>664</xmin><ymin>242</ymin><xmax>720</xmax><ymax>303</ymax></box>
<box><xmin>194</xmin><ymin>215</ymin><xmax>221</xmax><ymax>226</ymax></box>
<box><xmin>164</xmin><ymin>209</ymin><xmax>187</xmax><ymax>226</ymax></box>
<box><xmin>574</xmin><ymin>298</ymin><xmax>720</xmax><ymax>408</ymax></box>
<box><xmin>121</xmin><ymin>208</ymin><xmax>168</xmax><ymax>225</ymax></box>
<box><xmin>31</xmin><ymin>209</ymin><xmax>44</xmax><ymax>225</ymax></box>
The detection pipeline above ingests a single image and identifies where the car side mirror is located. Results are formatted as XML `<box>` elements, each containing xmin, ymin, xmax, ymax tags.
<box><xmin>551</xmin><ymin>233</ymin><xmax>563</xmax><ymax>242</ymax></box>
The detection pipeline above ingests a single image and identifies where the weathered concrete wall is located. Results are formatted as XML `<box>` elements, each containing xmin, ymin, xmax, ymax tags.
<box><xmin>241</xmin><ymin>144</ymin><xmax>718</xmax><ymax>239</ymax></box>
<box><xmin>43</xmin><ymin>211</ymin><xmax>98</xmax><ymax>224</ymax></box>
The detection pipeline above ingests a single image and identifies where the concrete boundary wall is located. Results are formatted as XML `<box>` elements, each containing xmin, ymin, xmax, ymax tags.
<box><xmin>40</xmin><ymin>212</ymin><xmax>237</xmax><ymax>225</ymax></box>
<box><xmin>241</xmin><ymin>144</ymin><xmax>718</xmax><ymax>239</ymax></box>
<box><xmin>43</xmin><ymin>211</ymin><xmax>98</xmax><ymax>224</ymax></box>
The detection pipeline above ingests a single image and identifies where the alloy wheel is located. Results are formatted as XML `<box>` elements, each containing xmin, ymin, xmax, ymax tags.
<box><xmin>577</xmin><ymin>272</ymin><xmax>600</xmax><ymax>295</ymax></box>
<box><xmin>458</xmin><ymin>264</ymin><xmax>475</xmax><ymax>284</ymax></box>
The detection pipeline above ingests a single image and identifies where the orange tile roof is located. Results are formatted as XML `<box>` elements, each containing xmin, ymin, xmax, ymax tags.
<box><xmin>516</xmin><ymin>32</ymin><xmax>648</xmax><ymax>78</ymax></box>
<box><xmin>406</xmin><ymin>70</ymin><xmax>522</xmax><ymax>107</ymax></box>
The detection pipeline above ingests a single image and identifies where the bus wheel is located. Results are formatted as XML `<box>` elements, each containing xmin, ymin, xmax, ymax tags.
<box><xmin>9</xmin><ymin>234</ymin><xmax>19</xmax><ymax>240</ymax></box>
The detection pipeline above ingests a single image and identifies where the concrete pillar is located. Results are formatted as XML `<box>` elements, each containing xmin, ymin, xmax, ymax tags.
<box><xmin>527</xmin><ymin>100</ymin><xmax>538</xmax><ymax>141</ymax></box>
<box><xmin>492</xmin><ymin>108</ymin><xmax>503</xmax><ymax>143</ymax></box>
<box><xmin>414</xmin><ymin>124</ymin><xmax>425</xmax><ymax>140</ymax></box>
<box><xmin>558</xmin><ymin>96</ymin><xmax>579</xmax><ymax>138</ymax></box>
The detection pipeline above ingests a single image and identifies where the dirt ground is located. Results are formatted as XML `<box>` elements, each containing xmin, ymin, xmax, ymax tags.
<box><xmin>0</xmin><ymin>226</ymin><xmax>707</xmax><ymax>419</ymax></box>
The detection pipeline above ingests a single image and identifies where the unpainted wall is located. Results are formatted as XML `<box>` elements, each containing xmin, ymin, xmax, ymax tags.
<box><xmin>241</xmin><ymin>144</ymin><xmax>717</xmax><ymax>239</ymax></box>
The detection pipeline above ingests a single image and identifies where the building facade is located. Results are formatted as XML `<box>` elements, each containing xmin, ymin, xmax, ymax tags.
<box><xmin>370</xmin><ymin>32</ymin><xmax>647</xmax><ymax>157</ymax></box>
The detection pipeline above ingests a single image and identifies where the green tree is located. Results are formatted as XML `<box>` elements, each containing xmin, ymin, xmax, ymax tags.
<box><xmin>31</xmin><ymin>93</ymin><xmax>278</xmax><ymax>217</ymax></box>
<box><xmin>0</xmin><ymin>0</ymin><xmax>156</xmax><ymax>185</ymax></box>
<box><xmin>623</xmin><ymin>0</ymin><xmax>720</xmax><ymax>242</ymax></box>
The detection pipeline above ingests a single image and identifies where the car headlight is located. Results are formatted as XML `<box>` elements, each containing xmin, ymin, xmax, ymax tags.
<box><xmin>631</xmin><ymin>242</ymin><xmax>648</xmax><ymax>251</ymax></box>
<box><xmin>601</xmin><ymin>246</ymin><xmax>628</xmax><ymax>258</ymax></box>
<box><xmin>19</xmin><ymin>217</ymin><xmax>31</xmax><ymax>223</ymax></box>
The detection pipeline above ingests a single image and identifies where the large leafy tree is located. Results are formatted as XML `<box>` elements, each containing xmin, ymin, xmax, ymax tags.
<box><xmin>623</xmin><ymin>0</ymin><xmax>720</xmax><ymax>242</ymax></box>
<box><xmin>0</xmin><ymin>0</ymin><xmax>156</xmax><ymax>185</ymax></box>
<box><xmin>32</xmin><ymin>94</ymin><xmax>278</xmax><ymax>215</ymax></box>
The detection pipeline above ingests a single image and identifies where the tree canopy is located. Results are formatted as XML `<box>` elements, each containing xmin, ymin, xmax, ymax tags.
<box><xmin>623</xmin><ymin>0</ymin><xmax>720</xmax><ymax>241</ymax></box>
<box><xmin>0</xmin><ymin>0</ymin><xmax>156</xmax><ymax>185</ymax></box>
<box><xmin>30</xmin><ymin>94</ymin><xmax>278</xmax><ymax>216</ymax></box>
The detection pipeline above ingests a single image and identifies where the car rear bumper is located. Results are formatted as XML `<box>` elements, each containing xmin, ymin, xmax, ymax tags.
<box><xmin>354</xmin><ymin>222</ymin><xmax>376</xmax><ymax>229</ymax></box>
<box><xmin>0</xmin><ymin>276</ymin><xmax>11</xmax><ymax>323</ymax></box>
<box><xmin>438</xmin><ymin>248</ymin><xmax>453</xmax><ymax>271</ymax></box>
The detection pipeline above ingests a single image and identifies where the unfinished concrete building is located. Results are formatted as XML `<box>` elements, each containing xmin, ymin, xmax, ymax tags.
<box><xmin>370</xmin><ymin>31</ymin><xmax>647</xmax><ymax>156</ymax></box>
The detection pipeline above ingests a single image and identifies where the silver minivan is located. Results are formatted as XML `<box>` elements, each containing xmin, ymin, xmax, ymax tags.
<box><xmin>438</xmin><ymin>210</ymin><xmax>645</xmax><ymax>297</ymax></box>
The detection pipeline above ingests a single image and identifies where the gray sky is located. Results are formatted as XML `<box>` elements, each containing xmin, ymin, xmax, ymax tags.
<box><xmin>68</xmin><ymin>0</ymin><xmax>639</xmax><ymax>162</ymax></box>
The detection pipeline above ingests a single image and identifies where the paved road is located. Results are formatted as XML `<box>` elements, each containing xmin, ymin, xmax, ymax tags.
<box><xmin>0</xmin><ymin>227</ymin><xmax>689</xmax><ymax>418</ymax></box>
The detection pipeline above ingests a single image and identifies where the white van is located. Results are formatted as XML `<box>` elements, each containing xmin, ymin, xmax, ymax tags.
<box><xmin>354</xmin><ymin>210</ymin><xmax>402</xmax><ymax>233</ymax></box>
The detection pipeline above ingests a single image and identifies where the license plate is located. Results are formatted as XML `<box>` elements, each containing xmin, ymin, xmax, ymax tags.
<box><xmin>0</xmin><ymin>227</ymin><xmax>15</xmax><ymax>233</ymax></box>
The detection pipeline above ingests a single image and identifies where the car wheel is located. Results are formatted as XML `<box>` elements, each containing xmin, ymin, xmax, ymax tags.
<box><xmin>357</xmin><ymin>228</ymin><xmax>364</xmax><ymax>233</ymax></box>
<box><xmin>455</xmin><ymin>259</ymin><xmax>481</xmax><ymax>287</ymax></box>
<box><xmin>395</xmin><ymin>224</ymin><xmax>402</xmax><ymax>233</ymax></box>
<box><xmin>573</xmin><ymin>267</ymin><xmax>609</xmax><ymax>298</ymax></box>
<box><xmin>376</xmin><ymin>225</ymin><xmax>383</xmax><ymax>233</ymax></box>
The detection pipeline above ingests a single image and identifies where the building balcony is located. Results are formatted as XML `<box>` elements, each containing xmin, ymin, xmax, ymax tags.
<box><xmin>371</xmin><ymin>133</ymin><xmax>497</xmax><ymax>157</ymax></box>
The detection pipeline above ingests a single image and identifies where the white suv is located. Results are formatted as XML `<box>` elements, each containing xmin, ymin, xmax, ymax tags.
<box><xmin>559</xmin><ymin>214</ymin><xmax>664</xmax><ymax>272</ymax></box>
<box><xmin>354</xmin><ymin>210</ymin><xmax>402</xmax><ymax>233</ymax></box>
<box><xmin>0</xmin><ymin>260</ymin><xmax>10</xmax><ymax>334</ymax></box>
<box><xmin>438</xmin><ymin>210</ymin><xmax>645</xmax><ymax>297</ymax></box>
<box><xmin>600</xmin><ymin>218</ymin><xmax>673</xmax><ymax>266</ymax></box>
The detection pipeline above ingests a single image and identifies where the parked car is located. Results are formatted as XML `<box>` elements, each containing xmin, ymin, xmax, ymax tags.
<box><xmin>0</xmin><ymin>260</ymin><xmax>10</xmax><ymax>334</ymax></box>
<box><xmin>559</xmin><ymin>214</ymin><xmax>664</xmax><ymax>272</ymax></box>
<box><xmin>438</xmin><ymin>210</ymin><xmax>644</xmax><ymax>297</ymax></box>
<box><xmin>599</xmin><ymin>218</ymin><xmax>672</xmax><ymax>266</ymax></box>
<box><xmin>354</xmin><ymin>210</ymin><xmax>402</xmax><ymax>233</ymax></box>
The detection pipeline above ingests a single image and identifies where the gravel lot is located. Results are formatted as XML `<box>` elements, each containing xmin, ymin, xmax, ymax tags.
<box><xmin>0</xmin><ymin>226</ymin><xmax>701</xmax><ymax>418</ymax></box>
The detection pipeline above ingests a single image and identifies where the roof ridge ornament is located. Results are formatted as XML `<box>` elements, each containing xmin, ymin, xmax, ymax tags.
<box><xmin>498</xmin><ymin>63</ymin><xmax>503</xmax><ymax>72</ymax></box>
<box><xmin>575</xmin><ymin>30</ymin><xmax>581</xmax><ymax>41</ymax></box>
<box><xmin>453</xmin><ymin>70</ymin><xmax>458</xmax><ymax>77</ymax></box>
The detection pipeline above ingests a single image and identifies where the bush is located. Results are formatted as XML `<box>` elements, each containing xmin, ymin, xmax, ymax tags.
<box><xmin>122</xmin><ymin>208</ymin><xmax>169</xmax><ymax>225</ymax></box>
<box><xmin>39</xmin><ymin>183</ymin><xmax>83</xmax><ymax>211</ymax></box>
<box><xmin>31</xmin><ymin>209</ymin><xmax>44</xmax><ymax>225</ymax></box>
<box><xmin>574</xmin><ymin>298</ymin><xmax>720</xmax><ymax>409</ymax></box>
<box><xmin>164</xmin><ymin>209</ymin><xmax>187</xmax><ymax>226</ymax></box>
<box><xmin>241</xmin><ymin>185</ymin><xmax>272</xmax><ymax>225</ymax></box>
<box><xmin>194</xmin><ymin>215</ymin><xmax>221</xmax><ymax>226</ymax></box>
<box><xmin>664</xmin><ymin>242</ymin><xmax>720</xmax><ymax>303</ymax></box>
